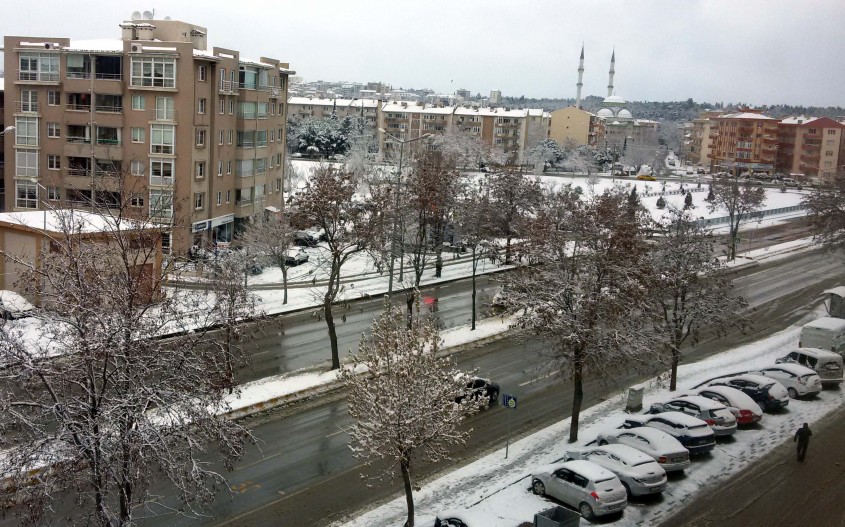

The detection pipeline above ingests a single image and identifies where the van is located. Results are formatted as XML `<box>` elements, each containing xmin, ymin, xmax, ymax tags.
<box><xmin>799</xmin><ymin>317</ymin><xmax>845</xmax><ymax>354</ymax></box>
<box><xmin>776</xmin><ymin>348</ymin><xmax>844</xmax><ymax>386</ymax></box>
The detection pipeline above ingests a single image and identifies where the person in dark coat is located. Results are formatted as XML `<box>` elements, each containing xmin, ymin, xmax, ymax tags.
<box><xmin>794</xmin><ymin>422</ymin><xmax>812</xmax><ymax>461</ymax></box>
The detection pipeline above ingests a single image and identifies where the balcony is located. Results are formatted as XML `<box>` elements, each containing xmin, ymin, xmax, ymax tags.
<box><xmin>95</xmin><ymin>104</ymin><xmax>123</xmax><ymax>114</ymax></box>
<box><xmin>14</xmin><ymin>101</ymin><xmax>39</xmax><ymax>113</ymax></box>
<box><xmin>147</xmin><ymin>109</ymin><xmax>178</xmax><ymax>122</ymax></box>
<box><xmin>67</xmin><ymin>103</ymin><xmax>92</xmax><ymax>112</ymax></box>
<box><xmin>219</xmin><ymin>79</ymin><xmax>239</xmax><ymax>94</ymax></box>
<box><xmin>17</xmin><ymin>71</ymin><xmax>60</xmax><ymax>83</ymax></box>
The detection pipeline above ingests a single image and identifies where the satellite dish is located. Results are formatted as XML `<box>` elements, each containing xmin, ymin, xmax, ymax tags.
<box><xmin>131</xmin><ymin>10</ymin><xmax>141</xmax><ymax>20</ymax></box>
<box><xmin>142</xmin><ymin>10</ymin><xmax>153</xmax><ymax>20</ymax></box>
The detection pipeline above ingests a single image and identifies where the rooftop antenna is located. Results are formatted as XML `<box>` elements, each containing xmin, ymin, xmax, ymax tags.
<box><xmin>142</xmin><ymin>10</ymin><xmax>154</xmax><ymax>20</ymax></box>
<box><xmin>131</xmin><ymin>10</ymin><xmax>141</xmax><ymax>20</ymax></box>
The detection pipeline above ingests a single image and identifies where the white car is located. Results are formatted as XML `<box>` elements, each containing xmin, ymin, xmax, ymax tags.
<box><xmin>564</xmin><ymin>444</ymin><xmax>667</xmax><ymax>496</ymax></box>
<box><xmin>531</xmin><ymin>460</ymin><xmax>627</xmax><ymax>520</ymax></box>
<box><xmin>650</xmin><ymin>395</ymin><xmax>737</xmax><ymax>437</ymax></box>
<box><xmin>0</xmin><ymin>290</ymin><xmax>35</xmax><ymax>320</ymax></box>
<box><xmin>707</xmin><ymin>373</ymin><xmax>790</xmax><ymax>411</ymax></box>
<box><xmin>433</xmin><ymin>509</ymin><xmax>505</xmax><ymax>526</ymax></box>
<box><xmin>751</xmin><ymin>364</ymin><xmax>822</xmax><ymax>399</ymax></box>
<box><xmin>596</xmin><ymin>426</ymin><xmax>690</xmax><ymax>472</ymax></box>
<box><xmin>622</xmin><ymin>413</ymin><xmax>716</xmax><ymax>455</ymax></box>
<box><xmin>687</xmin><ymin>385</ymin><xmax>763</xmax><ymax>426</ymax></box>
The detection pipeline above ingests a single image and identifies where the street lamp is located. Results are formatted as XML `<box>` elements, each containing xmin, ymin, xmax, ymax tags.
<box><xmin>377</xmin><ymin>128</ymin><xmax>432</xmax><ymax>297</ymax></box>
<box><xmin>27</xmin><ymin>178</ymin><xmax>48</xmax><ymax>230</ymax></box>
<box><xmin>0</xmin><ymin>126</ymin><xmax>15</xmax><ymax>136</ymax></box>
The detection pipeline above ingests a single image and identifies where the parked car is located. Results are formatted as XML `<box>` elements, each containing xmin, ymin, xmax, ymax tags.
<box><xmin>707</xmin><ymin>374</ymin><xmax>789</xmax><ymax>411</ymax></box>
<box><xmin>777</xmin><ymin>347</ymin><xmax>844</xmax><ymax>386</ymax></box>
<box><xmin>433</xmin><ymin>509</ymin><xmax>504</xmax><ymax>527</ymax></box>
<box><xmin>455</xmin><ymin>377</ymin><xmax>500</xmax><ymax>408</ymax></box>
<box><xmin>650</xmin><ymin>395</ymin><xmax>737</xmax><ymax>437</ymax></box>
<box><xmin>531</xmin><ymin>460</ymin><xmax>627</xmax><ymax>520</ymax></box>
<box><xmin>622</xmin><ymin>413</ymin><xmax>716</xmax><ymax>455</ymax></box>
<box><xmin>596</xmin><ymin>426</ymin><xmax>690</xmax><ymax>473</ymax></box>
<box><xmin>563</xmin><ymin>444</ymin><xmax>667</xmax><ymax>497</ymax></box>
<box><xmin>781</xmin><ymin>177</ymin><xmax>799</xmax><ymax>187</ymax></box>
<box><xmin>687</xmin><ymin>386</ymin><xmax>763</xmax><ymax>425</ymax></box>
<box><xmin>285</xmin><ymin>248</ymin><xmax>309</xmax><ymax>266</ymax></box>
<box><xmin>636</xmin><ymin>174</ymin><xmax>656</xmax><ymax>181</ymax></box>
<box><xmin>751</xmin><ymin>364</ymin><xmax>822</xmax><ymax>399</ymax></box>
<box><xmin>293</xmin><ymin>230</ymin><xmax>319</xmax><ymax>247</ymax></box>
<box><xmin>0</xmin><ymin>290</ymin><xmax>35</xmax><ymax>320</ymax></box>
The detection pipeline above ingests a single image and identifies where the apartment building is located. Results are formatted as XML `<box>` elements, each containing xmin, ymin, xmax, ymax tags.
<box><xmin>3</xmin><ymin>17</ymin><xmax>292</xmax><ymax>255</ymax></box>
<box><xmin>549</xmin><ymin>106</ymin><xmax>604</xmax><ymax>147</ymax></box>
<box><xmin>0</xmin><ymin>79</ymin><xmax>5</xmax><ymax>210</ymax></box>
<box><xmin>686</xmin><ymin>111</ymin><xmax>723</xmax><ymax>167</ymax></box>
<box><xmin>709</xmin><ymin>111</ymin><xmax>779</xmax><ymax>174</ymax></box>
<box><xmin>777</xmin><ymin>116</ymin><xmax>845</xmax><ymax>180</ymax></box>
<box><xmin>287</xmin><ymin>96</ymin><xmax>378</xmax><ymax>126</ymax></box>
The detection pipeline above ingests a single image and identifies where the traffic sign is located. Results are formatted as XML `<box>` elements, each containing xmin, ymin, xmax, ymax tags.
<box><xmin>502</xmin><ymin>394</ymin><xmax>517</xmax><ymax>409</ymax></box>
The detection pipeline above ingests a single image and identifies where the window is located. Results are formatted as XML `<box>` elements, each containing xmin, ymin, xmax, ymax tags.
<box><xmin>196</xmin><ymin>129</ymin><xmax>206</xmax><ymax>147</ymax></box>
<box><xmin>227</xmin><ymin>160</ymin><xmax>232</xmax><ymax>174</ymax></box>
<box><xmin>155</xmin><ymin>96</ymin><xmax>174</xmax><ymax>120</ymax></box>
<box><xmin>218</xmin><ymin>130</ymin><xmax>224</xmax><ymax>145</ymax></box>
<box><xmin>130</xmin><ymin>56</ymin><xmax>176</xmax><ymax>88</ymax></box>
<box><xmin>47</xmin><ymin>91</ymin><xmax>59</xmax><ymax>106</ymax></box>
<box><xmin>194</xmin><ymin>192</ymin><xmax>204</xmax><ymax>210</ymax></box>
<box><xmin>809</xmin><ymin>128</ymin><xmax>817</xmax><ymax>134</ymax></box>
<box><xmin>227</xmin><ymin>129</ymin><xmax>233</xmax><ymax>144</ymax></box>
<box><xmin>149</xmin><ymin>189</ymin><xmax>173</xmax><ymax>220</ymax></box>
<box><xmin>20</xmin><ymin>90</ymin><xmax>38</xmax><ymax>112</ymax></box>
<box><xmin>275</xmin><ymin>178</ymin><xmax>282</xmax><ymax>192</ymax></box>
<box><xmin>217</xmin><ymin>160</ymin><xmax>223</xmax><ymax>176</ymax></box>
<box><xmin>228</xmin><ymin>99</ymin><xmax>234</xmax><ymax>115</ymax></box>
<box><xmin>47</xmin><ymin>123</ymin><xmax>61</xmax><ymax>138</ymax></box>
<box><xmin>130</xmin><ymin>160</ymin><xmax>145</xmax><ymax>176</ymax></box>
<box><xmin>270</xmin><ymin>129</ymin><xmax>275</xmax><ymax>142</ymax></box>
<box><xmin>131</xmin><ymin>94</ymin><xmax>145</xmax><ymax>110</ymax></box>
<box><xmin>131</xmin><ymin>127</ymin><xmax>145</xmax><ymax>143</ymax></box>
<box><xmin>149</xmin><ymin>158</ymin><xmax>174</xmax><ymax>185</ymax></box>
<box><xmin>47</xmin><ymin>154</ymin><xmax>61</xmax><ymax>170</ymax></box>
<box><xmin>826</xmin><ymin>150</ymin><xmax>834</xmax><ymax>156</ymax></box>
<box><xmin>15</xmin><ymin>117</ymin><xmax>39</xmax><ymax>146</ymax></box>
<box><xmin>239</xmin><ymin>65</ymin><xmax>258</xmax><ymax>89</ymax></box>
<box><xmin>198</xmin><ymin>98</ymin><xmax>206</xmax><ymax>114</ymax></box>
<box><xmin>198</xmin><ymin>65</ymin><xmax>207</xmax><ymax>81</ymax></box>
<box><xmin>236</xmin><ymin>159</ymin><xmax>254</xmax><ymax>176</ymax></box>
<box><xmin>196</xmin><ymin>162</ymin><xmax>205</xmax><ymax>179</ymax></box>
<box><xmin>150</xmin><ymin>124</ymin><xmax>175</xmax><ymax>154</ymax></box>
<box><xmin>130</xmin><ymin>194</ymin><xmax>145</xmax><ymax>208</ymax></box>
<box><xmin>226</xmin><ymin>189</ymin><xmax>231</xmax><ymax>203</ymax></box>
<box><xmin>216</xmin><ymin>191</ymin><xmax>222</xmax><ymax>206</ymax></box>
<box><xmin>255</xmin><ymin>158</ymin><xmax>267</xmax><ymax>174</ymax></box>
<box><xmin>19</xmin><ymin>52</ymin><xmax>59</xmax><ymax>82</ymax></box>
<box><xmin>15</xmin><ymin>180</ymin><xmax>38</xmax><ymax>209</ymax></box>
<box><xmin>47</xmin><ymin>186</ymin><xmax>60</xmax><ymax>201</ymax></box>
<box><xmin>219</xmin><ymin>68</ymin><xmax>226</xmax><ymax>89</ymax></box>
<box><xmin>828</xmin><ymin>129</ymin><xmax>837</xmax><ymax>135</ymax></box>
<box><xmin>219</xmin><ymin>97</ymin><xmax>225</xmax><ymax>114</ymax></box>
<box><xmin>16</xmin><ymin>149</ymin><xmax>39</xmax><ymax>177</ymax></box>
<box><xmin>256</xmin><ymin>130</ymin><xmax>267</xmax><ymax>147</ymax></box>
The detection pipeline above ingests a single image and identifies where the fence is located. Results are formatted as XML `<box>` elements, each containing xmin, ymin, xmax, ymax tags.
<box><xmin>697</xmin><ymin>205</ymin><xmax>806</xmax><ymax>227</ymax></box>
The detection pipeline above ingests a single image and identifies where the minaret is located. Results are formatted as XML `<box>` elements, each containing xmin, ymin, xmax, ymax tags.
<box><xmin>607</xmin><ymin>48</ymin><xmax>616</xmax><ymax>97</ymax></box>
<box><xmin>575</xmin><ymin>43</ymin><xmax>585</xmax><ymax>108</ymax></box>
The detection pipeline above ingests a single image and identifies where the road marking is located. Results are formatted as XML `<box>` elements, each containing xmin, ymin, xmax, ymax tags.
<box><xmin>325</xmin><ymin>428</ymin><xmax>346</xmax><ymax>438</ymax></box>
<box><xmin>519</xmin><ymin>371</ymin><xmax>556</xmax><ymax>387</ymax></box>
<box><xmin>234</xmin><ymin>451</ymin><xmax>282</xmax><ymax>472</ymax></box>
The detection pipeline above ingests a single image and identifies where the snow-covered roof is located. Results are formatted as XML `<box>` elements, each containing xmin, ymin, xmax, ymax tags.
<box><xmin>719</xmin><ymin>112</ymin><xmax>776</xmax><ymax>121</ymax></box>
<box><xmin>761</xmin><ymin>363</ymin><xmax>817</xmax><ymax>377</ymax></box>
<box><xmin>780</xmin><ymin>115</ymin><xmax>817</xmax><ymax>125</ymax></box>
<box><xmin>803</xmin><ymin>316</ymin><xmax>845</xmax><ymax>331</ymax></box>
<box><xmin>0</xmin><ymin>211</ymin><xmax>153</xmax><ymax>235</ymax></box>
<box><xmin>239</xmin><ymin>57</ymin><xmax>276</xmax><ymax>69</ymax></box>
<box><xmin>672</xmin><ymin>395</ymin><xmax>725</xmax><ymax>410</ymax></box>
<box><xmin>603</xmin><ymin>94</ymin><xmax>626</xmax><ymax>104</ymax></box>
<box><xmin>597</xmin><ymin>108</ymin><xmax>614</xmax><ymax>118</ymax></box>
<box><xmin>66</xmin><ymin>39</ymin><xmax>124</xmax><ymax>52</ymax></box>
<box><xmin>193</xmin><ymin>48</ymin><xmax>219</xmax><ymax>60</ymax></box>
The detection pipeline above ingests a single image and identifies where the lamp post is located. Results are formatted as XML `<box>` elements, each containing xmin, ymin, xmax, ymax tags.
<box><xmin>377</xmin><ymin>128</ymin><xmax>432</xmax><ymax>298</ymax></box>
<box><xmin>27</xmin><ymin>178</ymin><xmax>48</xmax><ymax>230</ymax></box>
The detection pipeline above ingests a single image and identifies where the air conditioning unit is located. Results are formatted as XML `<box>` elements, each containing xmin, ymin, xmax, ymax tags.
<box><xmin>129</xmin><ymin>44</ymin><xmax>143</xmax><ymax>54</ymax></box>
<box><xmin>44</xmin><ymin>42</ymin><xmax>60</xmax><ymax>50</ymax></box>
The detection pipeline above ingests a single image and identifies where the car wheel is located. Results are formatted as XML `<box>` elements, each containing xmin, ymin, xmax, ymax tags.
<box><xmin>622</xmin><ymin>482</ymin><xmax>631</xmax><ymax>496</ymax></box>
<box><xmin>579</xmin><ymin>502</ymin><xmax>594</xmax><ymax>520</ymax></box>
<box><xmin>788</xmin><ymin>387</ymin><xmax>798</xmax><ymax>399</ymax></box>
<box><xmin>531</xmin><ymin>479</ymin><xmax>546</xmax><ymax>496</ymax></box>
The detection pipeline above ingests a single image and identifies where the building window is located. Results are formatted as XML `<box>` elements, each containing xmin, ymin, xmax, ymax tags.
<box><xmin>149</xmin><ymin>158</ymin><xmax>174</xmax><ymax>185</ymax></box>
<box><xmin>219</xmin><ymin>97</ymin><xmax>225</xmax><ymax>114</ymax></box>
<box><xmin>47</xmin><ymin>154</ymin><xmax>61</xmax><ymax>170</ymax></box>
<box><xmin>149</xmin><ymin>189</ymin><xmax>173</xmax><ymax>220</ymax></box>
<box><xmin>15</xmin><ymin>117</ymin><xmax>39</xmax><ymax>146</ymax></box>
<box><xmin>217</xmin><ymin>160</ymin><xmax>223</xmax><ymax>176</ymax></box>
<box><xmin>130</xmin><ymin>194</ymin><xmax>145</xmax><ymax>208</ymax></box>
<box><xmin>47</xmin><ymin>186</ymin><xmax>60</xmax><ymax>200</ymax></box>
<box><xmin>131</xmin><ymin>127</ymin><xmax>145</xmax><ymax>143</ymax></box>
<box><xmin>216</xmin><ymin>191</ymin><xmax>222</xmax><ymax>206</ymax></box>
<box><xmin>196</xmin><ymin>129</ymin><xmax>206</xmax><ymax>147</ymax></box>
<box><xmin>219</xmin><ymin>68</ymin><xmax>226</xmax><ymax>89</ymax></box>
<box><xmin>131</xmin><ymin>160</ymin><xmax>145</xmax><ymax>176</ymax></box>
<box><xmin>19</xmin><ymin>52</ymin><xmax>59</xmax><ymax>82</ymax></box>
<box><xmin>130</xmin><ymin>56</ymin><xmax>176</xmax><ymax>88</ymax></box>
<box><xmin>155</xmin><ymin>96</ymin><xmax>174</xmax><ymax>120</ymax></box>
<box><xmin>226</xmin><ymin>189</ymin><xmax>231</xmax><ymax>203</ymax></box>
<box><xmin>228</xmin><ymin>99</ymin><xmax>234</xmax><ymax>115</ymax></box>
<box><xmin>15</xmin><ymin>180</ymin><xmax>38</xmax><ymax>209</ymax></box>
<box><xmin>198</xmin><ymin>65</ymin><xmax>207</xmax><ymax>81</ymax></box>
<box><xmin>809</xmin><ymin>128</ymin><xmax>817</xmax><ymax>134</ymax></box>
<box><xmin>131</xmin><ymin>94</ymin><xmax>145</xmax><ymax>110</ymax></box>
<box><xmin>227</xmin><ymin>160</ymin><xmax>232</xmax><ymax>174</ymax></box>
<box><xmin>198</xmin><ymin>98</ymin><xmax>206</xmax><ymax>114</ymax></box>
<box><xmin>270</xmin><ymin>129</ymin><xmax>275</xmax><ymax>142</ymax></box>
<box><xmin>20</xmin><ymin>90</ymin><xmax>38</xmax><ymax>112</ymax></box>
<box><xmin>275</xmin><ymin>178</ymin><xmax>282</xmax><ymax>192</ymax></box>
<box><xmin>194</xmin><ymin>192</ymin><xmax>204</xmax><ymax>210</ymax></box>
<box><xmin>826</xmin><ymin>150</ymin><xmax>834</xmax><ymax>156</ymax></box>
<box><xmin>236</xmin><ymin>159</ymin><xmax>254</xmax><ymax>176</ymax></box>
<box><xmin>196</xmin><ymin>162</ymin><xmax>205</xmax><ymax>179</ymax></box>
<box><xmin>47</xmin><ymin>91</ymin><xmax>59</xmax><ymax>106</ymax></box>
<box><xmin>16</xmin><ymin>149</ymin><xmax>39</xmax><ymax>177</ymax></box>
<box><xmin>218</xmin><ymin>130</ymin><xmax>224</xmax><ymax>145</ymax></box>
<box><xmin>227</xmin><ymin>129</ymin><xmax>233</xmax><ymax>145</ymax></box>
<box><xmin>47</xmin><ymin>122</ymin><xmax>61</xmax><ymax>138</ymax></box>
<box><xmin>150</xmin><ymin>124</ymin><xmax>175</xmax><ymax>154</ymax></box>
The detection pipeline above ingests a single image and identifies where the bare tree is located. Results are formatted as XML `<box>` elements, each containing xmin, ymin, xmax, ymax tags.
<box><xmin>503</xmin><ymin>188</ymin><xmax>655</xmax><ymax>442</ymax></box>
<box><xmin>708</xmin><ymin>174</ymin><xmax>766</xmax><ymax>259</ymax></box>
<box><xmin>341</xmin><ymin>300</ymin><xmax>484</xmax><ymax>527</ymax></box>
<box><xmin>0</xmin><ymin>186</ymin><xmax>250</xmax><ymax>525</ymax></box>
<box><xmin>647</xmin><ymin>208</ymin><xmax>750</xmax><ymax>391</ymax></box>
<box><xmin>237</xmin><ymin>214</ymin><xmax>296</xmax><ymax>304</ymax></box>
<box><xmin>802</xmin><ymin>173</ymin><xmax>845</xmax><ymax>250</ymax></box>
<box><xmin>294</xmin><ymin>164</ymin><xmax>389</xmax><ymax>369</ymax></box>
<box><xmin>431</xmin><ymin>127</ymin><xmax>507</xmax><ymax>169</ymax></box>
<box><xmin>488</xmin><ymin>167</ymin><xmax>543</xmax><ymax>264</ymax></box>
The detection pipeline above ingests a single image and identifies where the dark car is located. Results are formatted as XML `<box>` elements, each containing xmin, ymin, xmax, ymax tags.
<box><xmin>294</xmin><ymin>230</ymin><xmax>320</xmax><ymax>247</ymax></box>
<box><xmin>707</xmin><ymin>374</ymin><xmax>790</xmax><ymax>412</ymax></box>
<box><xmin>622</xmin><ymin>413</ymin><xmax>716</xmax><ymax>455</ymax></box>
<box><xmin>455</xmin><ymin>377</ymin><xmax>500</xmax><ymax>408</ymax></box>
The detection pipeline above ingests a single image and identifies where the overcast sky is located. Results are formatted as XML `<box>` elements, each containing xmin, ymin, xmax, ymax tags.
<box><xmin>3</xmin><ymin>0</ymin><xmax>843</xmax><ymax>107</ymax></box>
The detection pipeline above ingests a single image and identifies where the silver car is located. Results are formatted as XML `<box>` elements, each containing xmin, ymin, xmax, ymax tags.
<box><xmin>596</xmin><ymin>426</ymin><xmax>690</xmax><ymax>472</ymax></box>
<box><xmin>531</xmin><ymin>460</ymin><xmax>627</xmax><ymax>519</ymax></box>
<box><xmin>651</xmin><ymin>395</ymin><xmax>738</xmax><ymax>437</ymax></box>
<box><xmin>564</xmin><ymin>444</ymin><xmax>667</xmax><ymax>496</ymax></box>
<box><xmin>752</xmin><ymin>364</ymin><xmax>822</xmax><ymax>398</ymax></box>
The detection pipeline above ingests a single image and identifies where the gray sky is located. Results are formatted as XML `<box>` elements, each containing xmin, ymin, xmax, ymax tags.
<box><xmin>3</xmin><ymin>0</ymin><xmax>843</xmax><ymax>107</ymax></box>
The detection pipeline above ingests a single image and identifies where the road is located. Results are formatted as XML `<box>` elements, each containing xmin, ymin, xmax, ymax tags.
<box><xmin>659</xmin><ymin>402</ymin><xmax>845</xmax><ymax>527</ymax></box>
<box><xmin>119</xmin><ymin>246</ymin><xmax>844</xmax><ymax>527</ymax></box>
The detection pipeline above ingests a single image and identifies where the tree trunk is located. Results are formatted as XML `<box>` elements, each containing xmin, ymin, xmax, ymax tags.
<box><xmin>569</xmin><ymin>361</ymin><xmax>583</xmax><ymax>443</ymax></box>
<box><xmin>406</xmin><ymin>290</ymin><xmax>415</xmax><ymax>330</ymax></box>
<box><xmin>400</xmin><ymin>457</ymin><xmax>415</xmax><ymax>527</ymax></box>
<box><xmin>471</xmin><ymin>251</ymin><xmax>477</xmax><ymax>331</ymax></box>
<box><xmin>669</xmin><ymin>346</ymin><xmax>680</xmax><ymax>392</ymax></box>
<box><xmin>281</xmin><ymin>264</ymin><xmax>288</xmax><ymax>305</ymax></box>
<box><xmin>505</xmin><ymin>234</ymin><xmax>513</xmax><ymax>264</ymax></box>
<box><xmin>326</xmin><ymin>261</ymin><xmax>341</xmax><ymax>370</ymax></box>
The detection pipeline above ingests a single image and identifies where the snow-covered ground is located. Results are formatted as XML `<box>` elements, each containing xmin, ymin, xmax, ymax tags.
<box><xmin>339</xmin><ymin>306</ymin><xmax>839</xmax><ymax>527</ymax></box>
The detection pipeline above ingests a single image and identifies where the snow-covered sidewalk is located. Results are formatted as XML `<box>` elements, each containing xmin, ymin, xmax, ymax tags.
<box><xmin>337</xmin><ymin>308</ymin><xmax>841</xmax><ymax>527</ymax></box>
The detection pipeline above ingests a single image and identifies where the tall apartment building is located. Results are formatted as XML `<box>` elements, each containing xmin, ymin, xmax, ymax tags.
<box><xmin>686</xmin><ymin>111</ymin><xmax>723</xmax><ymax>167</ymax></box>
<box><xmin>549</xmin><ymin>106</ymin><xmax>604</xmax><ymax>147</ymax></box>
<box><xmin>777</xmin><ymin>116</ymin><xmax>845</xmax><ymax>179</ymax></box>
<box><xmin>3</xmin><ymin>17</ymin><xmax>292</xmax><ymax>254</ymax></box>
<box><xmin>709</xmin><ymin>111</ymin><xmax>779</xmax><ymax>174</ymax></box>
<box><xmin>287</xmin><ymin>96</ymin><xmax>378</xmax><ymax>126</ymax></box>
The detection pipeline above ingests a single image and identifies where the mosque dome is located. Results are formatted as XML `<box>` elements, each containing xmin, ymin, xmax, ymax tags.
<box><xmin>617</xmin><ymin>109</ymin><xmax>633</xmax><ymax>119</ymax></box>
<box><xmin>603</xmin><ymin>94</ymin><xmax>626</xmax><ymax>105</ymax></box>
<box><xmin>597</xmin><ymin>108</ymin><xmax>614</xmax><ymax>118</ymax></box>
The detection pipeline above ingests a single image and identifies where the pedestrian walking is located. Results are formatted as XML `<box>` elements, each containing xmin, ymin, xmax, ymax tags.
<box><xmin>794</xmin><ymin>422</ymin><xmax>812</xmax><ymax>462</ymax></box>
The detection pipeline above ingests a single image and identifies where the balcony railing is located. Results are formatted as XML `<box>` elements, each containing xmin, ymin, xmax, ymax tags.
<box><xmin>17</xmin><ymin>71</ymin><xmax>60</xmax><ymax>83</ymax></box>
<box><xmin>219</xmin><ymin>80</ymin><xmax>238</xmax><ymax>93</ymax></box>
<box><xmin>66</xmin><ymin>167</ymin><xmax>90</xmax><ymax>176</ymax></box>
<box><xmin>67</xmin><ymin>103</ymin><xmax>92</xmax><ymax>112</ymax></box>
<box><xmin>96</xmin><ymin>138</ymin><xmax>121</xmax><ymax>146</ymax></box>
<box><xmin>14</xmin><ymin>101</ymin><xmax>39</xmax><ymax>113</ymax></box>
<box><xmin>67</xmin><ymin>136</ymin><xmax>91</xmax><ymax>144</ymax></box>
<box><xmin>95</xmin><ymin>105</ymin><xmax>123</xmax><ymax>114</ymax></box>
<box><xmin>95</xmin><ymin>73</ymin><xmax>122</xmax><ymax>81</ymax></box>
<box><xmin>147</xmin><ymin>109</ymin><xmax>177</xmax><ymax>121</ymax></box>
